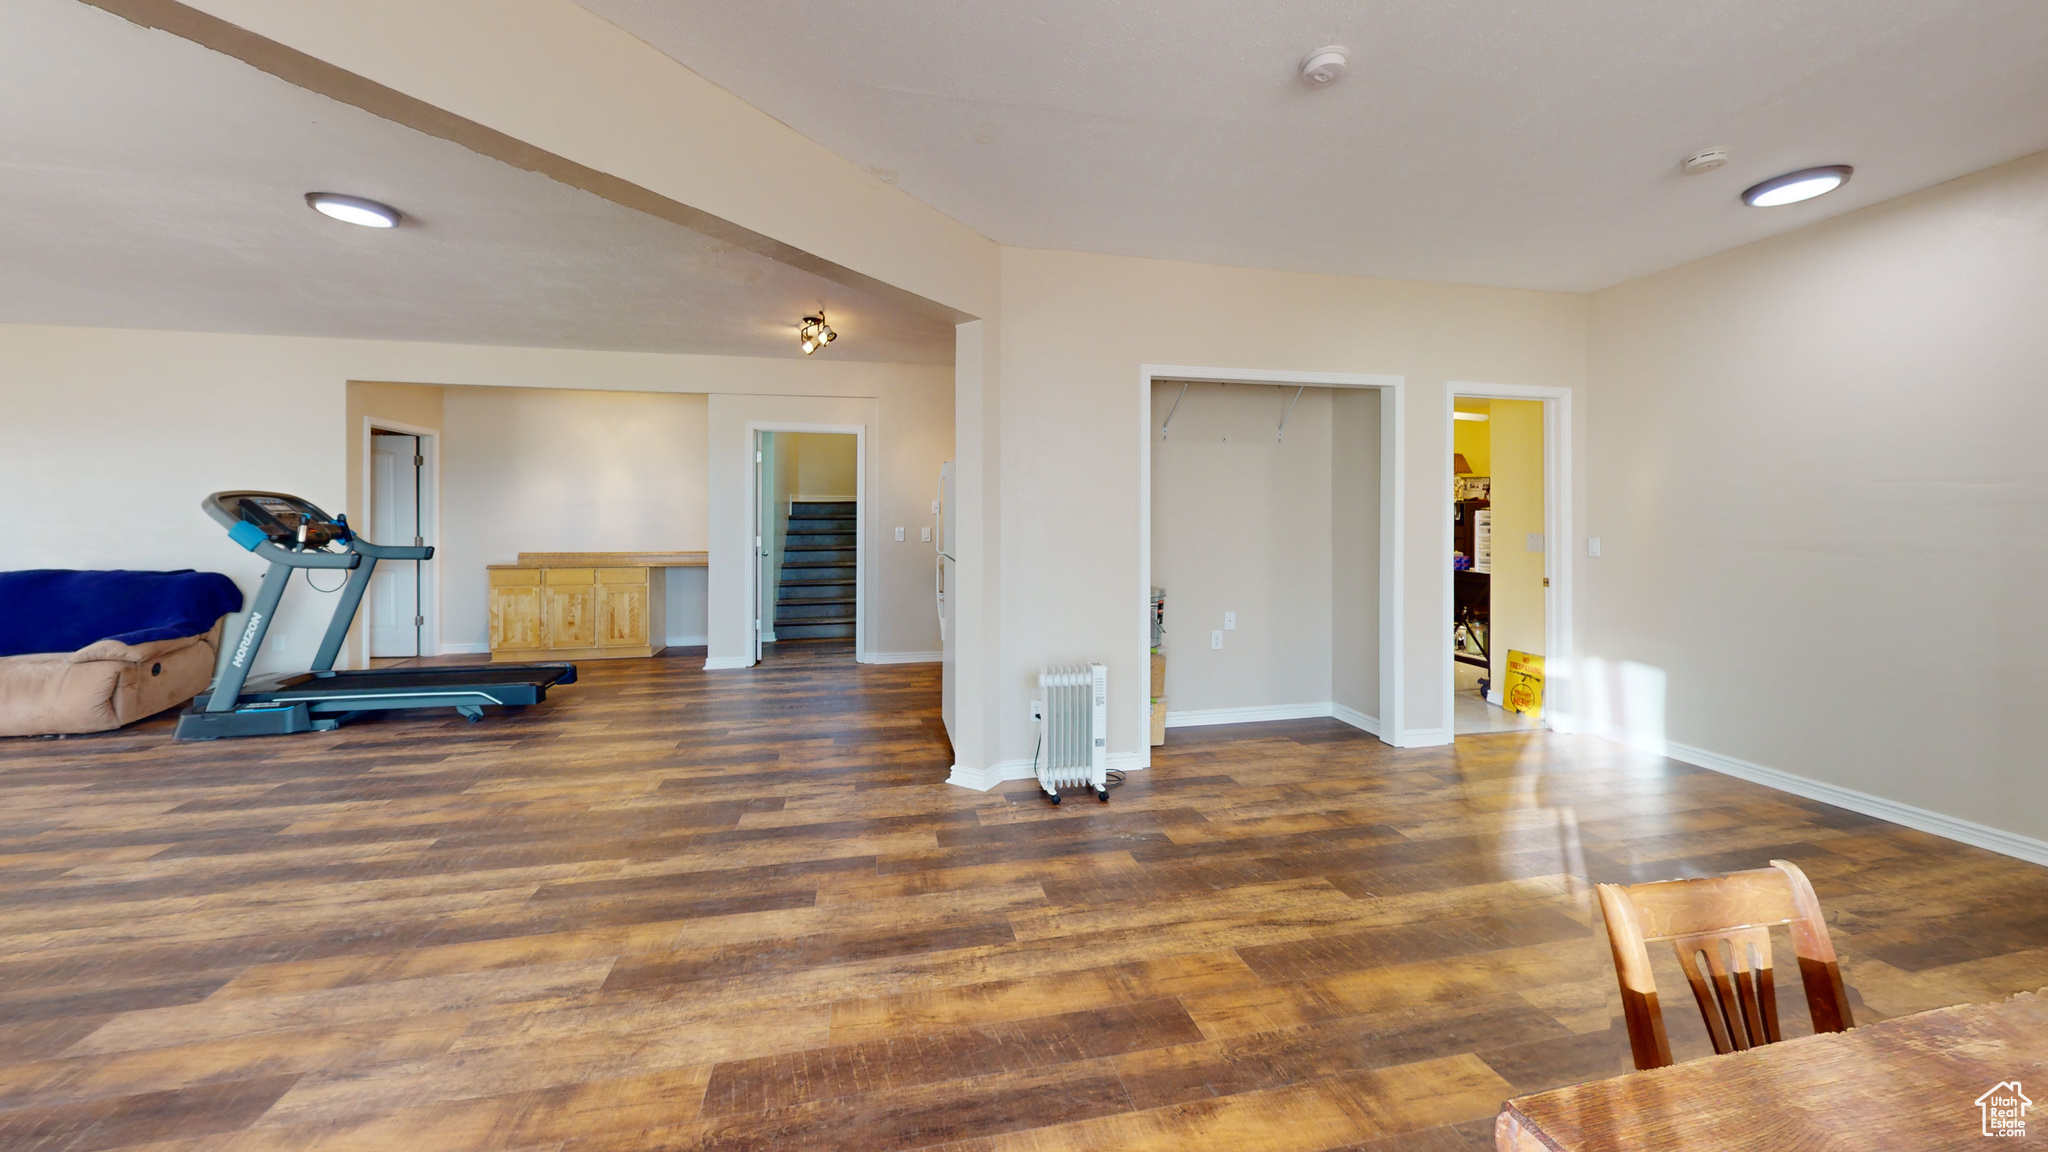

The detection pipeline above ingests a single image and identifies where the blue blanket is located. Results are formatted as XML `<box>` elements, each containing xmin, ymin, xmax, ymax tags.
<box><xmin>0</xmin><ymin>570</ymin><xmax>244</xmax><ymax>657</ymax></box>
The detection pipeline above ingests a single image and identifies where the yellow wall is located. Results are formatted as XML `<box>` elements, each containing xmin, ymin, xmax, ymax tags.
<box><xmin>789</xmin><ymin>432</ymin><xmax>858</xmax><ymax>499</ymax></box>
<box><xmin>1487</xmin><ymin>399</ymin><xmax>1545</xmax><ymax>693</ymax></box>
<box><xmin>1453</xmin><ymin>402</ymin><xmax>1490</xmax><ymax>477</ymax></box>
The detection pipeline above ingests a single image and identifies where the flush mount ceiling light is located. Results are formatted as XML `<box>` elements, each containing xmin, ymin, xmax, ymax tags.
<box><xmin>1453</xmin><ymin>411</ymin><xmax>1489</xmax><ymax>422</ymax></box>
<box><xmin>797</xmin><ymin>313</ymin><xmax>837</xmax><ymax>355</ymax></box>
<box><xmin>1742</xmin><ymin>165</ymin><xmax>1852</xmax><ymax>208</ymax></box>
<box><xmin>1300</xmin><ymin>45</ymin><xmax>1349</xmax><ymax>86</ymax></box>
<box><xmin>305</xmin><ymin>192</ymin><xmax>401</xmax><ymax>228</ymax></box>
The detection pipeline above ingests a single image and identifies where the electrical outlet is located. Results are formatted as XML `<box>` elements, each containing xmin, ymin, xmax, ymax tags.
<box><xmin>921</xmin><ymin>527</ymin><xmax>932</xmax><ymax>541</ymax></box>
<box><xmin>1224</xmin><ymin>611</ymin><xmax>1236</xmax><ymax>630</ymax></box>
<box><xmin>1211</xmin><ymin>630</ymin><xmax>1223</xmax><ymax>650</ymax></box>
<box><xmin>894</xmin><ymin>526</ymin><xmax>905</xmax><ymax>541</ymax></box>
<box><xmin>1527</xmin><ymin>533</ymin><xmax>1545</xmax><ymax>553</ymax></box>
<box><xmin>1587</xmin><ymin>536</ymin><xmax>1602</xmax><ymax>557</ymax></box>
<box><xmin>1030</xmin><ymin>699</ymin><xmax>1044</xmax><ymax>723</ymax></box>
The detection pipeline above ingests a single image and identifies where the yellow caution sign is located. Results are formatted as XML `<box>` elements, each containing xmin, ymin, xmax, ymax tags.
<box><xmin>1502</xmin><ymin>650</ymin><xmax>1544</xmax><ymax>716</ymax></box>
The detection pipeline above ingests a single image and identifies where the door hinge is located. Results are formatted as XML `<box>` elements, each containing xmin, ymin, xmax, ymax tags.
<box><xmin>414</xmin><ymin>454</ymin><xmax>424</xmax><ymax>467</ymax></box>
<box><xmin>1543</xmin><ymin>577</ymin><xmax>1551</xmax><ymax>587</ymax></box>
<box><xmin>755</xmin><ymin>450</ymin><xmax>763</xmax><ymax>463</ymax></box>
<box><xmin>413</xmin><ymin>614</ymin><xmax>425</xmax><ymax>626</ymax></box>
<box><xmin>753</xmin><ymin>618</ymin><xmax>761</xmax><ymax>632</ymax></box>
<box><xmin>414</xmin><ymin>536</ymin><xmax>424</xmax><ymax>546</ymax></box>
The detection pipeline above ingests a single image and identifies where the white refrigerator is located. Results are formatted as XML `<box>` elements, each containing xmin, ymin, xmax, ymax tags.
<box><xmin>936</xmin><ymin>460</ymin><xmax>956</xmax><ymax>740</ymax></box>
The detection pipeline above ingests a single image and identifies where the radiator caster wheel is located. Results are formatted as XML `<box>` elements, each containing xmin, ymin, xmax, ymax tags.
<box><xmin>1096</xmin><ymin>787</ymin><xmax>1110</xmax><ymax>803</ymax></box>
<box><xmin>1047</xmin><ymin>792</ymin><xmax>1061</xmax><ymax>805</ymax></box>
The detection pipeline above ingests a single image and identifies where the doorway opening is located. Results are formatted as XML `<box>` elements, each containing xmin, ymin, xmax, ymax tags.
<box><xmin>753</xmin><ymin>429</ymin><xmax>861</xmax><ymax>663</ymax></box>
<box><xmin>367</xmin><ymin>424</ymin><xmax>436</xmax><ymax>664</ymax></box>
<box><xmin>1447</xmin><ymin>386</ymin><xmax>1571</xmax><ymax>736</ymax></box>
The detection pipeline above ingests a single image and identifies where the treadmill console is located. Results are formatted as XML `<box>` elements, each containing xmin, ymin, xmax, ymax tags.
<box><xmin>204</xmin><ymin>491</ymin><xmax>352</xmax><ymax>551</ymax></box>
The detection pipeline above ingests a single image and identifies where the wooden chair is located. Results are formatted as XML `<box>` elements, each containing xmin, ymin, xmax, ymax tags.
<box><xmin>1596</xmin><ymin>859</ymin><xmax>1853</xmax><ymax>1070</ymax></box>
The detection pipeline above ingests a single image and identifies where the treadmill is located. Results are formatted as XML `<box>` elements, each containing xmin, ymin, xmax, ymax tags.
<box><xmin>175</xmin><ymin>491</ymin><xmax>576</xmax><ymax>740</ymax></box>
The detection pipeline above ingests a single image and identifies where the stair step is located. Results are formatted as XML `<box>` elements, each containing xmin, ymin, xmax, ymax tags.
<box><xmin>779</xmin><ymin>584</ymin><xmax>855</xmax><ymax>600</ymax></box>
<box><xmin>773</xmin><ymin>621</ymin><xmax>856</xmax><ymax>640</ymax></box>
<box><xmin>776</xmin><ymin>601</ymin><xmax>854</xmax><ymax>621</ymax></box>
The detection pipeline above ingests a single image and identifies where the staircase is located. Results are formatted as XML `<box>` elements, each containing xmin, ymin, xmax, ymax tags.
<box><xmin>773</xmin><ymin>500</ymin><xmax>856</xmax><ymax>640</ymax></box>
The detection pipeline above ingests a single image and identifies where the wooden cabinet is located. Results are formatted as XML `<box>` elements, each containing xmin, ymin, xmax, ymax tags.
<box><xmin>488</xmin><ymin>554</ymin><xmax>694</xmax><ymax>661</ymax></box>
<box><xmin>543</xmin><ymin>569</ymin><xmax>597</xmax><ymax>648</ymax></box>
<box><xmin>488</xmin><ymin>570</ymin><xmax>543</xmax><ymax>653</ymax></box>
<box><xmin>595</xmin><ymin>570</ymin><xmax>649</xmax><ymax>649</ymax></box>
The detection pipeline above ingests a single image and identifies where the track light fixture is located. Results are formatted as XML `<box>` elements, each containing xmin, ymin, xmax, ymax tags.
<box><xmin>798</xmin><ymin>313</ymin><xmax>837</xmax><ymax>355</ymax></box>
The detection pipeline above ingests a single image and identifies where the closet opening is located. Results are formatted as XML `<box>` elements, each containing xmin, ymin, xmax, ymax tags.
<box><xmin>1145</xmin><ymin>376</ymin><xmax>1386</xmax><ymax>749</ymax></box>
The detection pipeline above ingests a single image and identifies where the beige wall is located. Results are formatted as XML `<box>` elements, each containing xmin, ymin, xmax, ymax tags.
<box><xmin>1585</xmin><ymin>148</ymin><xmax>2048</xmax><ymax>847</ymax></box>
<box><xmin>706</xmin><ymin>377</ymin><xmax>953</xmax><ymax>667</ymax></box>
<box><xmin>1330</xmin><ymin>387</ymin><xmax>1382</xmax><ymax>722</ymax></box>
<box><xmin>999</xmin><ymin>246</ymin><xmax>1587</xmax><ymax>769</ymax></box>
<box><xmin>1151</xmin><ymin>382</ymin><xmax>1334</xmax><ymax>714</ymax></box>
<box><xmin>0</xmin><ymin>323</ymin><xmax>950</xmax><ymax>676</ymax></box>
<box><xmin>438</xmin><ymin>386</ymin><xmax>710</xmax><ymax>651</ymax></box>
<box><xmin>1487</xmin><ymin>399</ymin><xmax>1546</xmax><ymax>694</ymax></box>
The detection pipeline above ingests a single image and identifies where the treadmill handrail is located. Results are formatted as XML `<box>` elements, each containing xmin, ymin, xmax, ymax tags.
<box><xmin>354</xmin><ymin>538</ymin><xmax>434</xmax><ymax>561</ymax></box>
<box><xmin>254</xmin><ymin>540</ymin><xmax>360</xmax><ymax>569</ymax></box>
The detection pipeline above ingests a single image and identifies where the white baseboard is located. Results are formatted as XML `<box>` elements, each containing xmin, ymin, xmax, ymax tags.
<box><xmin>947</xmin><ymin>750</ymin><xmax>1148</xmax><ymax>792</ymax></box>
<box><xmin>1330</xmin><ymin>703</ymin><xmax>1380</xmax><ymax>736</ymax></box>
<box><xmin>861</xmin><ymin>651</ymin><xmax>942</xmax><ymax>665</ymax></box>
<box><xmin>442</xmin><ymin>640</ymin><xmax>706</xmax><ymax>655</ymax></box>
<box><xmin>1597</xmin><ymin>731</ymin><xmax>2048</xmax><ymax>869</ymax></box>
<box><xmin>1161</xmin><ymin>701</ymin><xmax>1382</xmax><ymax>738</ymax></box>
<box><xmin>1166</xmin><ymin>702</ymin><xmax>1333</xmax><ymax>728</ymax></box>
<box><xmin>702</xmin><ymin>655</ymin><xmax>752</xmax><ymax>671</ymax></box>
<box><xmin>1395</xmin><ymin>727</ymin><xmax>1454</xmax><ymax>747</ymax></box>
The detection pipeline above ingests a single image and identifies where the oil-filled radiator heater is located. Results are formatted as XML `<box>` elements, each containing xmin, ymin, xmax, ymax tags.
<box><xmin>1036</xmin><ymin>663</ymin><xmax>1108</xmax><ymax>803</ymax></box>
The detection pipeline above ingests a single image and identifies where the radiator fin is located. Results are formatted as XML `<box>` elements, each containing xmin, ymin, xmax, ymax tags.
<box><xmin>1037</xmin><ymin>663</ymin><xmax>1107</xmax><ymax>795</ymax></box>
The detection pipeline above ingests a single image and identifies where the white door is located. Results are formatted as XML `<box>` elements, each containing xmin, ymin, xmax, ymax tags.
<box><xmin>369</xmin><ymin>432</ymin><xmax>421</xmax><ymax>657</ymax></box>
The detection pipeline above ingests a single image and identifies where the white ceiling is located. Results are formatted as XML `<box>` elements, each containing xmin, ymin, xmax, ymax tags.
<box><xmin>0</xmin><ymin>0</ymin><xmax>955</xmax><ymax>362</ymax></box>
<box><xmin>581</xmin><ymin>0</ymin><xmax>2048</xmax><ymax>291</ymax></box>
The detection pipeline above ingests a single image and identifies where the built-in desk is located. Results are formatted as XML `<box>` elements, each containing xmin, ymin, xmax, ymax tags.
<box><xmin>487</xmin><ymin>551</ymin><xmax>707</xmax><ymax>662</ymax></box>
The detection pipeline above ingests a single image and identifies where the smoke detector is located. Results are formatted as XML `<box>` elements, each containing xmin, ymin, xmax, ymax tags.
<box><xmin>1681</xmin><ymin>147</ymin><xmax>1731</xmax><ymax>174</ymax></box>
<box><xmin>1300</xmin><ymin>46</ymin><xmax>1349</xmax><ymax>86</ymax></box>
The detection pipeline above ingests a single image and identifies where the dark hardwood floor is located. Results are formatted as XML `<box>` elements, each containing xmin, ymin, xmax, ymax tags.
<box><xmin>3</xmin><ymin>645</ymin><xmax>2046</xmax><ymax>1150</ymax></box>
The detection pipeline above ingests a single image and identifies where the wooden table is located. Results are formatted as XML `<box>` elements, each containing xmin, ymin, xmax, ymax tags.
<box><xmin>1497</xmin><ymin>990</ymin><xmax>2048</xmax><ymax>1150</ymax></box>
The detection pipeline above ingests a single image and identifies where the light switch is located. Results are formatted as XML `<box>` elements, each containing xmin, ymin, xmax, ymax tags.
<box><xmin>1526</xmin><ymin>533</ymin><xmax>1545</xmax><ymax>553</ymax></box>
<box><xmin>921</xmin><ymin>527</ymin><xmax>932</xmax><ymax>541</ymax></box>
<box><xmin>894</xmin><ymin>526</ymin><xmax>905</xmax><ymax>541</ymax></box>
<box><xmin>1224</xmin><ymin>611</ymin><xmax>1236</xmax><ymax>630</ymax></box>
<box><xmin>1587</xmin><ymin>537</ymin><xmax>1602</xmax><ymax>557</ymax></box>
<box><xmin>1211</xmin><ymin>630</ymin><xmax>1224</xmax><ymax>650</ymax></box>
